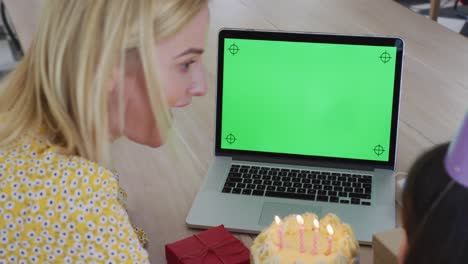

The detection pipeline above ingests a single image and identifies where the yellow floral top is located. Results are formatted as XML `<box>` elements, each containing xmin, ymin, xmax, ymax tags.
<box><xmin>0</xmin><ymin>126</ymin><xmax>150</xmax><ymax>263</ymax></box>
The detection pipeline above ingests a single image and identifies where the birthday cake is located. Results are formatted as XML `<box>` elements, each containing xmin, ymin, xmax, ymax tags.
<box><xmin>251</xmin><ymin>213</ymin><xmax>359</xmax><ymax>264</ymax></box>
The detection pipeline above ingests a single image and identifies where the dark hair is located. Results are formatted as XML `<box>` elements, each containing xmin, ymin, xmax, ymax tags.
<box><xmin>402</xmin><ymin>143</ymin><xmax>468</xmax><ymax>264</ymax></box>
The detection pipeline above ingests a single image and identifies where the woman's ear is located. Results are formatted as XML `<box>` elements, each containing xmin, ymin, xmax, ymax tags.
<box><xmin>398</xmin><ymin>231</ymin><xmax>408</xmax><ymax>264</ymax></box>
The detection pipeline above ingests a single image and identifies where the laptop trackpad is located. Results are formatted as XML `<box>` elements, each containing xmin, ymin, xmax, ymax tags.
<box><xmin>259</xmin><ymin>202</ymin><xmax>323</xmax><ymax>226</ymax></box>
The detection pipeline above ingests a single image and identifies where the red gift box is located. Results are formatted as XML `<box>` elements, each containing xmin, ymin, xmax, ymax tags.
<box><xmin>165</xmin><ymin>225</ymin><xmax>250</xmax><ymax>264</ymax></box>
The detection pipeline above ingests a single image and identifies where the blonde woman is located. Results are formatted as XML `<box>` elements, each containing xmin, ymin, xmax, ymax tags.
<box><xmin>0</xmin><ymin>0</ymin><xmax>209</xmax><ymax>263</ymax></box>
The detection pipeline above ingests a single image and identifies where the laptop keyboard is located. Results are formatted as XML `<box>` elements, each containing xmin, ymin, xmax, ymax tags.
<box><xmin>222</xmin><ymin>164</ymin><xmax>372</xmax><ymax>206</ymax></box>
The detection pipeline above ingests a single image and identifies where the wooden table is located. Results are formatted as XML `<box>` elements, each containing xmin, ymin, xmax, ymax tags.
<box><xmin>5</xmin><ymin>0</ymin><xmax>468</xmax><ymax>263</ymax></box>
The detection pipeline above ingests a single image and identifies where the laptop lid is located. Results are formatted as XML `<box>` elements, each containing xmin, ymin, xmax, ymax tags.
<box><xmin>215</xmin><ymin>29</ymin><xmax>404</xmax><ymax>170</ymax></box>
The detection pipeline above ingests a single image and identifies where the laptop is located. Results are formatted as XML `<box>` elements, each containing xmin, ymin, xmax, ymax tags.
<box><xmin>187</xmin><ymin>29</ymin><xmax>404</xmax><ymax>244</ymax></box>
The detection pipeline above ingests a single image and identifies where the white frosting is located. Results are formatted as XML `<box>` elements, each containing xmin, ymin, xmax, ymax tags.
<box><xmin>251</xmin><ymin>213</ymin><xmax>359</xmax><ymax>264</ymax></box>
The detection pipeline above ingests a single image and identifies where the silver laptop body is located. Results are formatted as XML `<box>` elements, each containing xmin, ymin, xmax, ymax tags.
<box><xmin>187</xmin><ymin>29</ymin><xmax>404</xmax><ymax>244</ymax></box>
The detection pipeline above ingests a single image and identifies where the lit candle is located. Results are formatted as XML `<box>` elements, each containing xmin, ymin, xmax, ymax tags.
<box><xmin>296</xmin><ymin>215</ymin><xmax>305</xmax><ymax>253</ymax></box>
<box><xmin>275</xmin><ymin>215</ymin><xmax>285</xmax><ymax>249</ymax></box>
<box><xmin>312</xmin><ymin>218</ymin><xmax>319</xmax><ymax>255</ymax></box>
<box><xmin>326</xmin><ymin>224</ymin><xmax>334</xmax><ymax>255</ymax></box>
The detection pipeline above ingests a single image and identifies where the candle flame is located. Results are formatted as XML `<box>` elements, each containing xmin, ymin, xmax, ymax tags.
<box><xmin>327</xmin><ymin>224</ymin><xmax>334</xmax><ymax>236</ymax></box>
<box><xmin>296</xmin><ymin>215</ymin><xmax>304</xmax><ymax>225</ymax></box>
<box><xmin>275</xmin><ymin>215</ymin><xmax>281</xmax><ymax>225</ymax></box>
<box><xmin>313</xmin><ymin>218</ymin><xmax>320</xmax><ymax>229</ymax></box>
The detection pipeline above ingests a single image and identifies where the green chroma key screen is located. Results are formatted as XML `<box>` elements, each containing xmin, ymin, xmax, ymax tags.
<box><xmin>221</xmin><ymin>38</ymin><xmax>397</xmax><ymax>162</ymax></box>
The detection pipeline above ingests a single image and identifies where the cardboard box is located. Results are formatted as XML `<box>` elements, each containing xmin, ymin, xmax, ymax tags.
<box><xmin>373</xmin><ymin>228</ymin><xmax>404</xmax><ymax>264</ymax></box>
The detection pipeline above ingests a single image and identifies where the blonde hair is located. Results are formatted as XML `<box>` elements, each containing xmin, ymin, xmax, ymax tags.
<box><xmin>0</xmin><ymin>0</ymin><xmax>208</xmax><ymax>166</ymax></box>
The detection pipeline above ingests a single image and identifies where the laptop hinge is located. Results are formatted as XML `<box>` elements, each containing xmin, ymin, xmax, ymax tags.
<box><xmin>231</xmin><ymin>155</ymin><xmax>375</xmax><ymax>172</ymax></box>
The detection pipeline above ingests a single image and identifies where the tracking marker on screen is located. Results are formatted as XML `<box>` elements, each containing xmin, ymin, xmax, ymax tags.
<box><xmin>379</xmin><ymin>51</ymin><xmax>392</xmax><ymax>64</ymax></box>
<box><xmin>373</xmin><ymin>144</ymin><xmax>385</xmax><ymax>156</ymax></box>
<box><xmin>229</xmin><ymin>44</ymin><xmax>240</xmax><ymax>55</ymax></box>
<box><xmin>225</xmin><ymin>133</ymin><xmax>237</xmax><ymax>144</ymax></box>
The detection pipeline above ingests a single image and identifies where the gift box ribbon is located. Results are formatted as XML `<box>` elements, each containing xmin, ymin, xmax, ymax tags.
<box><xmin>178</xmin><ymin>233</ymin><xmax>248</xmax><ymax>263</ymax></box>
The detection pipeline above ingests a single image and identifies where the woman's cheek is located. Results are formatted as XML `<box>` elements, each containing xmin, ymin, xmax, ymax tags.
<box><xmin>165</xmin><ymin>74</ymin><xmax>191</xmax><ymax>106</ymax></box>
